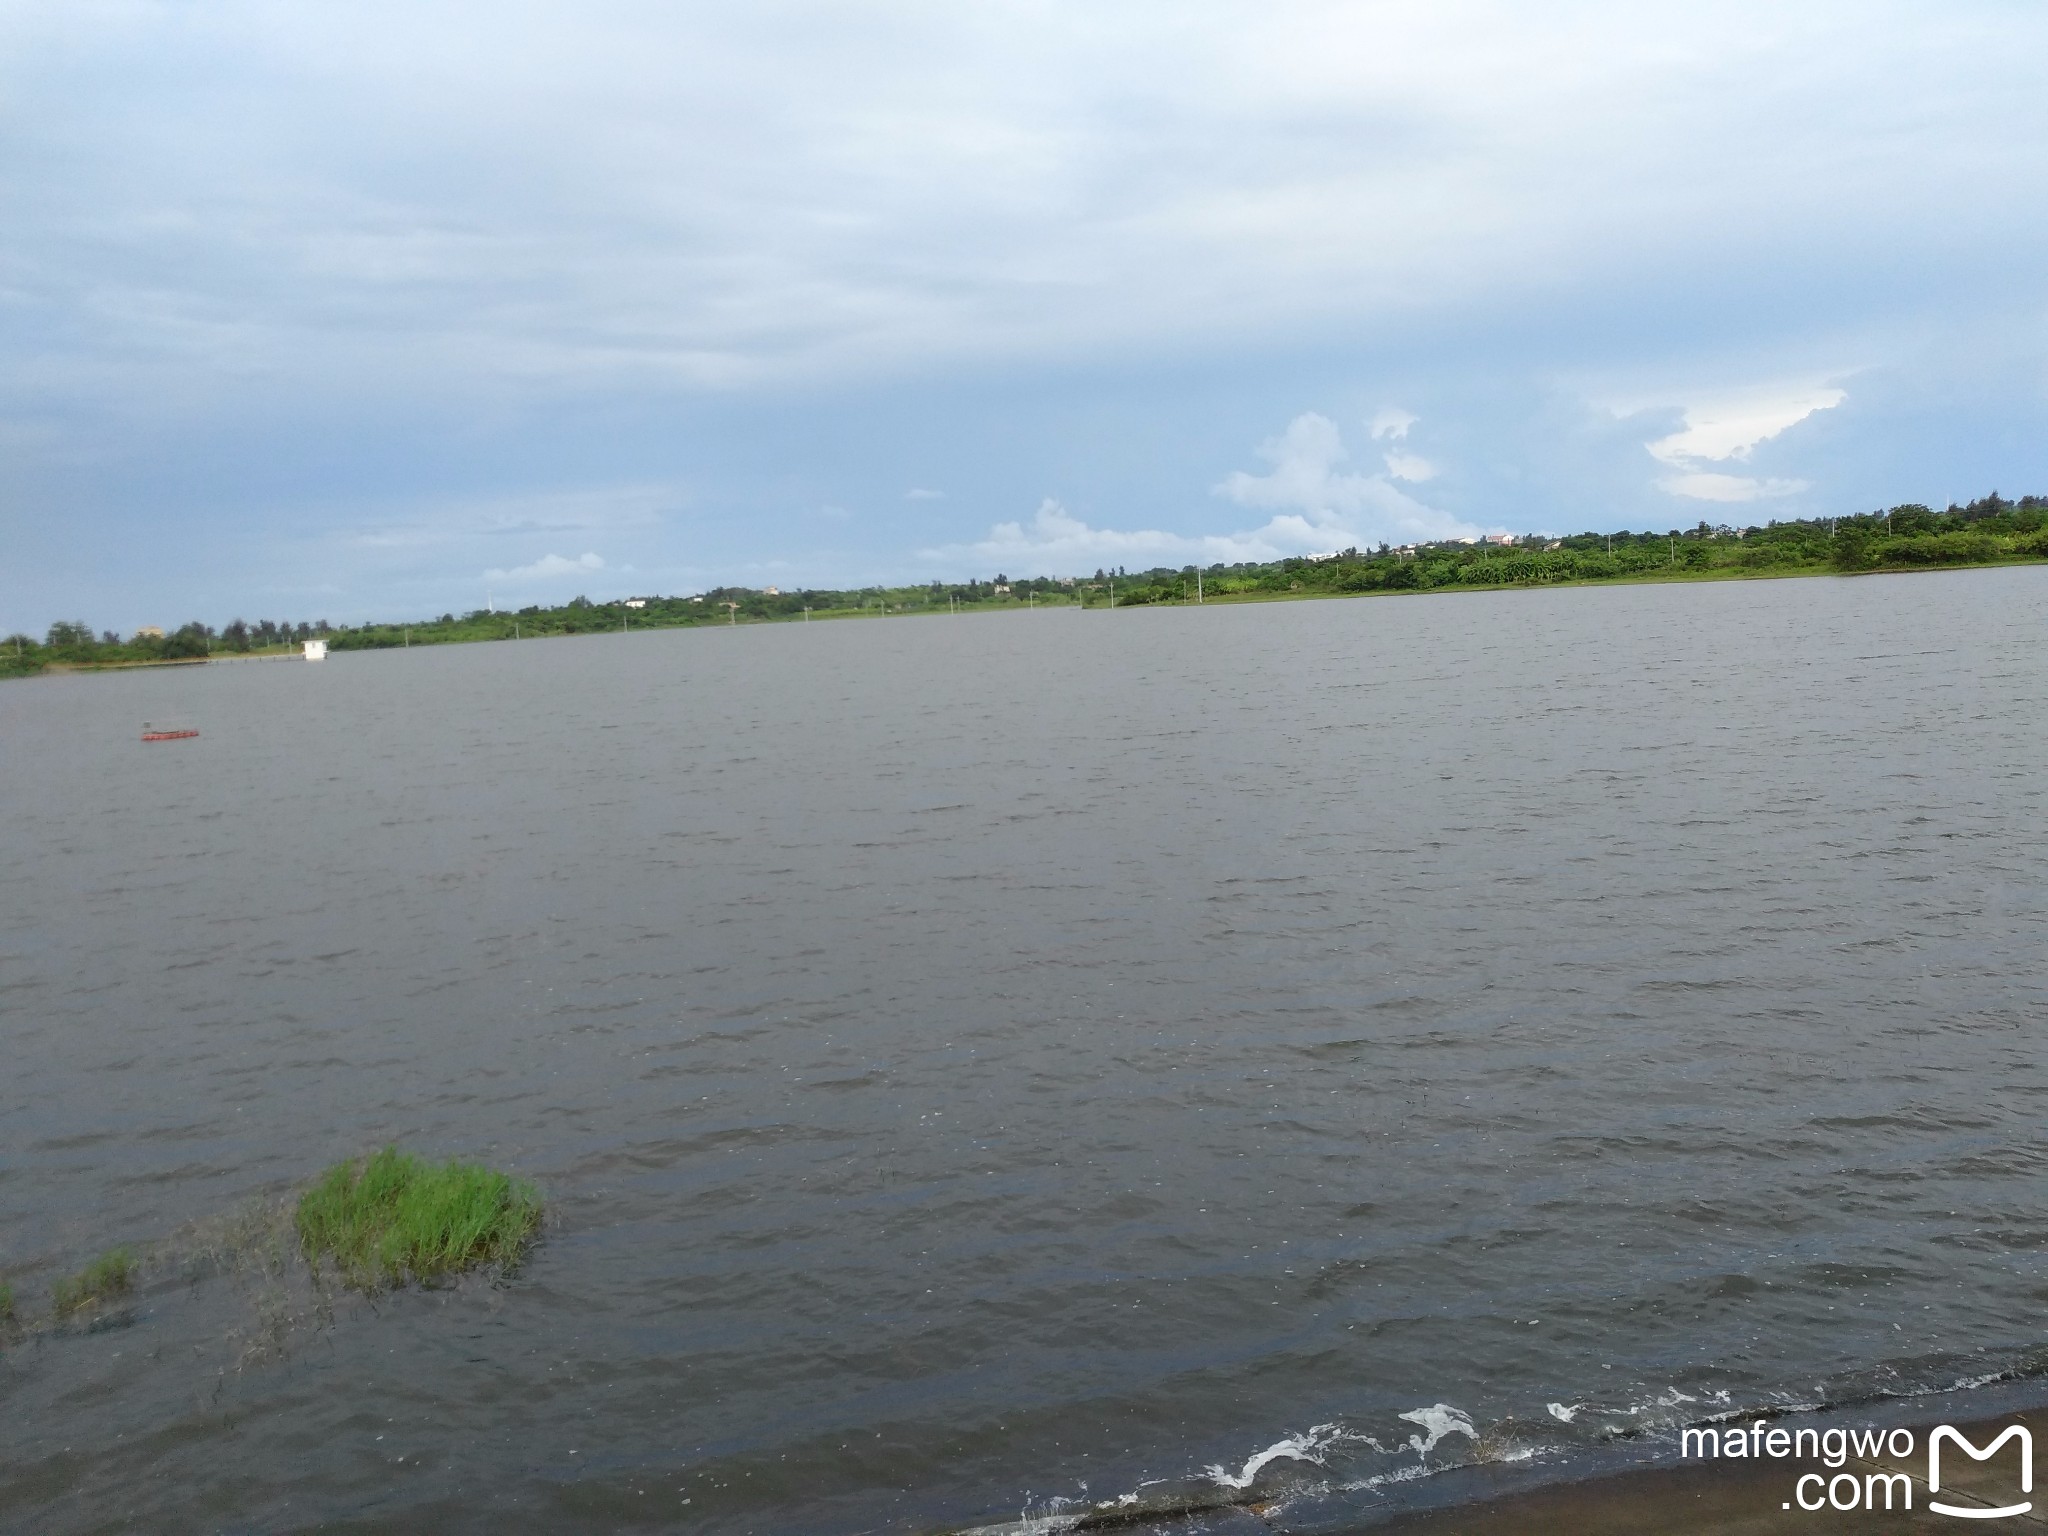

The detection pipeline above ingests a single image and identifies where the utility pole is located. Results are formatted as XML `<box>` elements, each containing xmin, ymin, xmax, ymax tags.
<box><xmin>1197</xmin><ymin>567</ymin><xmax>1203</xmax><ymax>603</ymax></box>
<box><xmin>1109</xmin><ymin>579</ymin><xmax>1116</xmax><ymax>609</ymax></box>
<box><xmin>804</xmin><ymin>606</ymin><xmax>810</xmax><ymax>622</ymax></box>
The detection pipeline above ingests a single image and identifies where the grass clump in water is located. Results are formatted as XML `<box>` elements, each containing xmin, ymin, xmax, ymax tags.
<box><xmin>52</xmin><ymin>1248</ymin><xmax>137</xmax><ymax>1316</ymax></box>
<box><xmin>295</xmin><ymin>1147</ymin><xmax>541</xmax><ymax>1290</ymax></box>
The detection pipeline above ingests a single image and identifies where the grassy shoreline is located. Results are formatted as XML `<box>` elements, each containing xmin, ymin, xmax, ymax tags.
<box><xmin>10</xmin><ymin>494</ymin><xmax>2046</xmax><ymax>677</ymax></box>
<box><xmin>10</xmin><ymin>554</ymin><xmax>2048</xmax><ymax>682</ymax></box>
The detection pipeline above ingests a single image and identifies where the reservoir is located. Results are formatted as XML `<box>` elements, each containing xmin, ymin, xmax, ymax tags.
<box><xmin>3</xmin><ymin>569</ymin><xmax>2045</xmax><ymax>1532</ymax></box>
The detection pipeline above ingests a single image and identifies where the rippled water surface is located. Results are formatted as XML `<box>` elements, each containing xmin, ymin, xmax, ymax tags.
<box><xmin>5</xmin><ymin>572</ymin><xmax>2047</xmax><ymax>1533</ymax></box>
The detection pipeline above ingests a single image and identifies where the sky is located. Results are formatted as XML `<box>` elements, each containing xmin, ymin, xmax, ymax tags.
<box><xmin>5</xmin><ymin>0</ymin><xmax>2048</xmax><ymax>630</ymax></box>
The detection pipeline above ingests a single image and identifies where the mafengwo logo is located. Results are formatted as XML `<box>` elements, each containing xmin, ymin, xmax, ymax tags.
<box><xmin>1927</xmin><ymin>1426</ymin><xmax>2032</xmax><ymax>1520</ymax></box>
<box><xmin>1679</xmin><ymin>1418</ymin><xmax>2032</xmax><ymax>1517</ymax></box>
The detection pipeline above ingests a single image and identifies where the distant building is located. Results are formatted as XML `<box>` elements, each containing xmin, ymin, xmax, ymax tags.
<box><xmin>763</xmin><ymin>586</ymin><xmax>781</xmax><ymax>596</ymax></box>
<box><xmin>624</xmin><ymin>599</ymin><xmax>647</xmax><ymax>608</ymax></box>
<box><xmin>302</xmin><ymin>639</ymin><xmax>327</xmax><ymax>660</ymax></box>
<box><xmin>135</xmin><ymin>625</ymin><xmax>163</xmax><ymax>640</ymax></box>
<box><xmin>1482</xmin><ymin>532</ymin><xmax>1515</xmax><ymax>546</ymax></box>
<box><xmin>992</xmin><ymin>584</ymin><xmax>1011</xmax><ymax>594</ymax></box>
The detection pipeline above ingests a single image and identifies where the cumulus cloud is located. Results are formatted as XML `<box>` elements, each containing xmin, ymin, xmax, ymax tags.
<box><xmin>484</xmin><ymin>551</ymin><xmax>606</xmax><ymax>582</ymax></box>
<box><xmin>929</xmin><ymin>498</ymin><xmax>1239</xmax><ymax>568</ymax></box>
<box><xmin>924</xmin><ymin>413</ymin><xmax>1482</xmax><ymax>571</ymax></box>
<box><xmin>1369</xmin><ymin>408</ymin><xmax>1419</xmax><ymax>441</ymax></box>
<box><xmin>1642</xmin><ymin>383</ymin><xmax>1845</xmax><ymax>502</ymax></box>
<box><xmin>1215</xmin><ymin>413</ymin><xmax>1477</xmax><ymax>545</ymax></box>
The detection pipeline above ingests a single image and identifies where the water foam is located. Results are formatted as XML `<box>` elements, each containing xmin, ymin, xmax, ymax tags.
<box><xmin>1203</xmin><ymin>1421</ymin><xmax>1351</xmax><ymax>1489</ymax></box>
<box><xmin>1398</xmin><ymin>1403</ymin><xmax>1478</xmax><ymax>1456</ymax></box>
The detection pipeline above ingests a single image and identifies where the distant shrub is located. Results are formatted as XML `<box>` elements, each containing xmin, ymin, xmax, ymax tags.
<box><xmin>1875</xmin><ymin>532</ymin><xmax>2004</xmax><ymax>567</ymax></box>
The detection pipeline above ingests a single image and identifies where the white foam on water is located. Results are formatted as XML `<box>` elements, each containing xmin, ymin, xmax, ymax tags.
<box><xmin>1203</xmin><ymin>1421</ymin><xmax>1351</xmax><ymax>1490</ymax></box>
<box><xmin>1338</xmin><ymin>1460</ymin><xmax>1436</xmax><ymax>1495</ymax></box>
<box><xmin>1399</xmin><ymin>1403</ymin><xmax>1478</xmax><ymax>1456</ymax></box>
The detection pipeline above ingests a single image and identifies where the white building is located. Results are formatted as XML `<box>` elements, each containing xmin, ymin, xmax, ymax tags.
<box><xmin>303</xmin><ymin>639</ymin><xmax>327</xmax><ymax>660</ymax></box>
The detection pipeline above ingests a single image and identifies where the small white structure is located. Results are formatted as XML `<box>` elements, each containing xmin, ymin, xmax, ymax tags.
<box><xmin>763</xmin><ymin>585</ymin><xmax>781</xmax><ymax>596</ymax></box>
<box><xmin>624</xmin><ymin>598</ymin><xmax>647</xmax><ymax>609</ymax></box>
<box><xmin>303</xmin><ymin>639</ymin><xmax>327</xmax><ymax>660</ymax></box>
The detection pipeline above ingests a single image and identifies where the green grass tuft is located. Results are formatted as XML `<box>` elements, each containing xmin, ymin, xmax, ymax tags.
<box><xmin>52</xmin><ymin>1248</ymin><xmax>137</xmax><ymax>1315</ymax></box>
<box><xmin>295</xmin><ymin>1147</ymin><xmax>541</xmax><ymax>1290</ymax></box>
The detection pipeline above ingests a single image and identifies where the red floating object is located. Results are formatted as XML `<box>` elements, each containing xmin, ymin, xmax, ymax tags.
<box><xmin>141</xmin><ymin>727</ymin><xmax>200</xmax><ymax>742</ymax></box>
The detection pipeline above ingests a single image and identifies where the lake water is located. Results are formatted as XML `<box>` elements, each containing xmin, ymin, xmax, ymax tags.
<box><xmin>4</xmin><ymin>570</ymin><xmax>2047</xmax><ymax>1533</ymax></box>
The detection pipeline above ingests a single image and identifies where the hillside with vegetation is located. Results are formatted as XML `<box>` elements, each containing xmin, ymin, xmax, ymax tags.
<box><xmin>7</xmin><ymin>494</ymin><xmax>2046</xmax><ymax>678</ymax></box>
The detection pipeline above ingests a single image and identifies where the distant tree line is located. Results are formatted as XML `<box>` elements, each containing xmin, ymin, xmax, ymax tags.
<box><xmin>1101</xmin><ymin>494</ymin><xmax>2048</xmax><ymax>604</ymax></box>
<box><xmin>0</xmin><ymin>617</ymin><xmax>334</xmax><ymax>677</ymax></box>
<box><xmin>8</xmin><ymin>494</ymin><xmax>2048</xmax><ymax>678</ymax></box>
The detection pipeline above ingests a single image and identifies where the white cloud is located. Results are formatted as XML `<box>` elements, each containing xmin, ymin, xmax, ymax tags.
<box><xmin>1646</xmin><ymin>385</ymin><xmax>1845</xmax><ymax>466</ymax></box>
<box><xmin>1636</xmin><ymin>383</ymin><xmax>1844</xmax><ymax>502</ymax></box>
<box><xmin>924</xmin><ymin>413</ymin><xmax>1481</xmax><ymax>571</ymax></box>
<box><xmin>1370</xmin><ymin>408</ymin><xmax>1419</xmax><ymax>441</ymax></box>
<box><xmin>1383</xmin><ymin>451</ymin><xmax>1436</xmax><ymax>482</ymax></box>
<box><xmin>1215</xmin><ymin>413</ymin><xmax>1476</xmax><ymax>544</ymax></box>
<box><xmin>484</xmin><ymin>551</ymin><xmax>606</xmax><ymax>582</ymax></box>
<box><xmin>928</xmin><ymin>498</ymin><xmax>1241</xmax><ymax>569</ymax></box>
